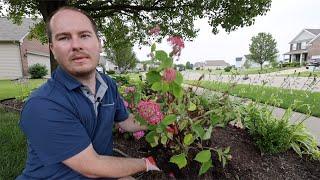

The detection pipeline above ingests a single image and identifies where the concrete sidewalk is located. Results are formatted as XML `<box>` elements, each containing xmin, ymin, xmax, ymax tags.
<box><xmin>185</xmin><ymin>84</ymin><xmax>320</xmax><ymax>145</ymax></box>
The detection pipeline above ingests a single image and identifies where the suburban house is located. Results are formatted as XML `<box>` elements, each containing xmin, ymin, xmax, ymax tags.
<box><xmin>0</xmin><ymin>18</ymin><xmax>50</xmax><ymax>80</ymax></box>
<box><xmin>284</xmin><ymin>29</ymin><xmax>320</xmax><ymax>65</ymax></box>
<box><xmin>194</xmin><ymin>60</ymin><xmax>229</xmax><ymax>70</ymax></box>
<box><xmin>235</xmin><ymin>57</ymin><xmax>244</xmax><ymax>68</ymax></box>
<box><xmin>99</xmin><ymin>53</ymin><xmax>118</xmax><ymax>71</ymax></box>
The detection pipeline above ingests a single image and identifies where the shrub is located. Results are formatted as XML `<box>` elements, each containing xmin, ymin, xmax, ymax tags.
<box><xmin>224</xmin><ymin>66</ymin><xmax>232</xmax><ymax>72</ymax></box>
<box><xmin>28</xmin><ymin>63</ymin><xmax>48</xmax><ymax>79</ymax></box>
<box><xmin>242</xmin><ymin>103</ymin><xmax>320</xmax><ymax>159</ymax></box>
<box><xmin>242</xmin><ymin>104</ymin><xmax>292</xmax><ymax>154</ymax></box>
<box><xmin>107</xmin><ymin>70</ymin><xmax>115</xmax><ymax>74</ymax></box>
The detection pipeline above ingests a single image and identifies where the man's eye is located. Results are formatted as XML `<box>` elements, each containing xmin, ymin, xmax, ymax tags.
<box><xmin>58</xmin><ymin>37</ymin><xmax>68</xmax><ymax>41</ymax></box>
<box><xmin>81</xmin><ymin>34</ymin><xmax>91</xmax><ymax>38</ymax></box>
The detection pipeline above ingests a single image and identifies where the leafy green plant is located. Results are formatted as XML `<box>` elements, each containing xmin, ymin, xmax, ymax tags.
<box><xmin>241</xmin><ymin>102</ymin><xmax>320</xmax><ymax>159</ymax></box>
<box><xmin>120</xmin><ymin>36</ymin><xmax>234</xmax><ymax>176</ymax></box>
<box><xmin>28</xmin><ymin>63</ymin><xmax>48</xmax><ymax>79</ymax></box>
<box><xmin>14</xmin><ymin>79</ymin><xmax>32</xmax><ymax>102</ymax></box>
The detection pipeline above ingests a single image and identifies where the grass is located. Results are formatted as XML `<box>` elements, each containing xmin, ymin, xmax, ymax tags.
<box><xmin>0</xmin><ymin>107</ymin><xmax>26</xmax><ymax>179</ymax></box>
<box><xmin>0</xmin><ymin>79</ymin><xmax>46</xmax><ymax>100</ymax></box>
<box><xmin>186</xmin><ymin>80</ymin><xmax>320</xmax><ymax>117</ymax></box>
<box><xmin>287</xmin><ymin>71</ymin><xmax>320</xmax><ymax>77</ymax></box>
<box><xmin>189</xmin><ymin>67</ymin><xmax>295</xmax><ymax>75</ymax></box>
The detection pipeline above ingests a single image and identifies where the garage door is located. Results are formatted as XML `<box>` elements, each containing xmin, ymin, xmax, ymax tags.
<box><xmin>27</xmin><ymin>52</ymin><xmax>51</xmax><ymax>78</ymax></box>
<box><xmin>0</xmin><ymin>43</ymin><xmax>23</xmax><ymax>80</ymax></box>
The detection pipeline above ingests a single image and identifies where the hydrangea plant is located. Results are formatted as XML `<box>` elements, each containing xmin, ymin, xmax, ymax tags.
<box><xmin>122</xmin><ymin>26</ymin><xmax>231</xmax><ymax>176</ymax></box>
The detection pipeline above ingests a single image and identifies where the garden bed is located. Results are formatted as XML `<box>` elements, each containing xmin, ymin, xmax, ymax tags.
<box><xmin>114</xmin><ymin>125</ymin><xmax>320</xmax><ymax>179</ymax></box>
<box><xmin>0</xmin><ymin>98</ymin><xmax>23</xmax><ymax>112</ymax></box>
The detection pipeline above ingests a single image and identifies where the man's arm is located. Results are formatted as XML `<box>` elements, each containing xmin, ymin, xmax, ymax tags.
<box><xmin>63</xmin><ymin>144</ymin><xmax>146</xmax><ymax>178</ymax></box>
<box><xmin>117</xmin><ymin>114</ymin><xmax>147</xmax><ymax>132</ymax></box>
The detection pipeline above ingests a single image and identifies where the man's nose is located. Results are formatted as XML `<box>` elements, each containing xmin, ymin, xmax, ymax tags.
<box><xmin>71</xmin><ymin>37</ymin><xmax>83</xmax><ymax>51</ymax></box>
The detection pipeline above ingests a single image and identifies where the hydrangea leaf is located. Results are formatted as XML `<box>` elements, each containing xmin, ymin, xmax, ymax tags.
<box><xmin>194</xmin><ymin>150</ymin><xmax>211</xmax><ymax>163</ymax></box>
<box><xmin>170</xmin><ymin>153</ymin><xmax>187</xmax><ymax>169</ymax></box>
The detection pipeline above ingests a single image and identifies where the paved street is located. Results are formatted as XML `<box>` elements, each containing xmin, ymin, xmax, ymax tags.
<box><xmin>182</xmin><ymin>68</ymin><xmax>320</xmax><ymax>92</ymax></box>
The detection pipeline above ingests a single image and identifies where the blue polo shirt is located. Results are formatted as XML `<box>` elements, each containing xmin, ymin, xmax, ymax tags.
<box><xmin>17</xmin><ymin>66</ymin><xmax>129</xmax><ymax>179</ymax></box>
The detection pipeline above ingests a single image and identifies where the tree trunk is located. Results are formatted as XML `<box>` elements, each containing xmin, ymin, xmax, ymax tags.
<box><xmin>37</xmin><ymin>0</ymin><xmax>67</xmax><ymax>74</ymax></box>
<box><xmin>260</xmin><ymin>63</ymin><xmax>263</xmax><ymax>70</ymax></box>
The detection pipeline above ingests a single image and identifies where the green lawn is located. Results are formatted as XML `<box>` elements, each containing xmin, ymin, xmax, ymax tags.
<box><xmin>189</xmin><ymin>67</ymin><xmax>295</xmax><ymax>75</ymax></box>
<box><xmin>287</xmin><ymin>71</ymin><xmax>320</xmax><ymax>77</ymax></box>
<box><xmin>186</xmin><ymin>80</ymin><xmax>320</xmax><ymax>117</ymax></box>
<box><xmin>0</xmin><ymin>108</ymin><xmax>26</xmax><ymax>179</ymax></box>
<box><xmin>0</xmin><ymin>79</ymin><xmax>46</xmax><ymax>100</ymax></box>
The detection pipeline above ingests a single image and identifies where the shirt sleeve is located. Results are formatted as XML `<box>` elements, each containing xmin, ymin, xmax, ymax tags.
<box><xmin>19</xmin><ymin>97</ymin><xmax>91</xmax><ymax>166</ymax></box>
<box><xmin>113</xmin><ymin>83</ymin><xmax>129</xmax><ymax>122</ymax></box>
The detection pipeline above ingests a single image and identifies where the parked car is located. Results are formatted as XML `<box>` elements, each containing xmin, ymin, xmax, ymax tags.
<box><xmin>306</xmin><ymin>58</ymin><xmax>320</xmax><ymax>71</ymax></box>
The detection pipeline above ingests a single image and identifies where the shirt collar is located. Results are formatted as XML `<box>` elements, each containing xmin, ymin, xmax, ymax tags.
<box><xmin>53</xmin><ymin>66</ymin><xmax>82</xmax><ymax>91</ymax></box>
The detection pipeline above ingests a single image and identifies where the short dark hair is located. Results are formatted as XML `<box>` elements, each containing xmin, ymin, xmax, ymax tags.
<box><xmin>46</xmin><ymin>6</ymin><xmax>99</xmax><ymax>43</ymax></box>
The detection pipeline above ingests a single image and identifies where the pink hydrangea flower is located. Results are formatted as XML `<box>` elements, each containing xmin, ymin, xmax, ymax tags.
<box><xmin>125</xmin><ymin>86</ymin><xmax>136</xmax><ymax>94</ymax></box>
<box><xmin>137</xmin><ymin>100</ymin><xmax>164</xmax><ymax>125</ymax></box>
<box><xmin>133</xmin><ymin>131</ymin><xmax>145</xmax><ymax>140</ymax></box>
<box><xmin>167</xmin><ymin>36</ymin><xmax>185</xmax><ymax>57</ymax></box>
<box><xmin>148</xmin><ymin>25</ymin><xmax>160</xmax><ymax>35</ymax></box>
<box><xmin>163</xmin><ymin>68</ymin><xmax>177</xmax><ymax>83</ymax></box>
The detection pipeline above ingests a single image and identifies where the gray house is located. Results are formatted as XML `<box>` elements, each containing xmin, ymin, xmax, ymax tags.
<box><xmin>284</xmin><ymin>29</ymin><xmax>320</xmax><ymax>65</ymax></box>
<box><xmin>0</xmin><ymin>18</ymin><xmax>50</xmax><ymax>80</ymax></box>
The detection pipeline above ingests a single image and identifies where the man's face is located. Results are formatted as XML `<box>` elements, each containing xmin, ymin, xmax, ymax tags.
<box><xmin>49</xmin><ymin>9</ymin><xmax>101</xmax><ymax>77</ymax></box>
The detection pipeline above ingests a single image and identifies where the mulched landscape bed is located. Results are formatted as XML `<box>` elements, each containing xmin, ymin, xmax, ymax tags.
<box><xmin>2</xmin><ymin>98</ymin><xmax>319</xmax><ymax>179</ymax></box>
<box><xmin>114</xmin><ymin>125</ymin><xmax>320</xmax><ymax>180</ymax></box>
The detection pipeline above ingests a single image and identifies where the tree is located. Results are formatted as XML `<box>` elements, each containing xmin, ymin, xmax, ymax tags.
<box><xmin>105</xmin><ymin>44</ymin><xmax>138</xmax><ymax>74</ymax></box>
<box><xmin>247</xmin><ymin>32</ymin><xmax>278</xmax><ymax>70</ymax></box>
<box><xmin>3</xmin><ymin>0</ymin><xmax>272</xmax><ymax>73</ymax></box>
<box><xmin>185</xmin><ymin>61</ymin><xmax>193</xmax><ymax>69</ymax></box>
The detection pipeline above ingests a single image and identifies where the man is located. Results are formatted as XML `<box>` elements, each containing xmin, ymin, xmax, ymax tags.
<box><xmin>18</xmin><ymin>7</ymin><xmax>158</xmax><ymax>179</ymax></box>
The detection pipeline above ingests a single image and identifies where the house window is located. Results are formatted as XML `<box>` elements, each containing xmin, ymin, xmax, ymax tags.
<box><xmin>292</xmin><ymin>44</ymin><xmax>297</xmax><ymax>50</ymax></box>
<box><xmin>301</xmin><ymin>42</ymin><xmax>307</xmax><ymax>49</ymax></box>
<box><xmin>297</xmin><ymin>43</ymin><xmax>301</xmax><ymax>50</ymax></box>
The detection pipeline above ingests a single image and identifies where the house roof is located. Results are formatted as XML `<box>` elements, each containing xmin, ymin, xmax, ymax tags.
<box><xmin>305</xmin><ymin>29</ymin><xmax>320</xmax><ymax>36</ymax></box>
<box><xmin>205</xmin><ymin>60</ymin><xmax>230</xmax><ymax>66</ymax></box>
<box><xmin>0</xmin><ymin>17</ymin><xmax>35</xmax><ymax>42</ymax></box>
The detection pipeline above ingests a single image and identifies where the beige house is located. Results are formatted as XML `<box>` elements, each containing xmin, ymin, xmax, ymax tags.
<box><xmin>194</xmin><ymin>60</ymin><xmax>230</xmax><ymax>70</ymax></box>
<box><xmin>0</xmin><ymin>18</ymin><xmax>50</xmax><ymax>80</ymax></box>
<box><xmin>284</xmin><ymin>29</ymin><xmax>320</xmax><ymax>65</ymax></box>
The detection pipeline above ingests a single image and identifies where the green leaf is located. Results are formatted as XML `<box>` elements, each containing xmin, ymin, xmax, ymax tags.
<box><xmin>172</xmin><ymin>83</ymin><xmax>183</xmax><ymax>99</ymax></box>
<box><xmin>146</xmin><ymin>131</ymin><xmax>159</xmax><ymax>147</ymax></box>
<box><xmin>151</xmin><ymin>43</ymin><xmax>156</xmax><ymax>52</ymax></box>
<box><xmin>178</xmin><ymin>119</ymin><xmax>188</xmax><ymax>131</ymax></box>
<box><xmin>188</xmin><ymin>101</ymin><xmax>197</xmax><ymax>111</ymax></box>
<box><xmin>291</xmin><ymin>142</ymin><xmax>302</xmax><ymax>157</ymax></box>
<box><xmin>146</xmin><ymin>71</ymin><xmax>161</xmax><ymax>84</ymax></box>
<box><xmin>162</xmin><ymin>82</ymin><xmax>170</xmax><ymax>92</ymax></box>
<box><xmin>161</xmin><ymin>135</ymin><xmax>168</xmax><ymax>145</ymax></box>
<box><xmin>192</xmin><ymin>124</ymin><xmax>205</xmax><ymax>138</ymax></box>
<box><xmin>159</xmin><ymin>56</ymin><xmax>173</xmax><ymax>69</ymax></box>
<box><xmin>174</xmin><ymin>71</ymin><xmax>183</xmax><ymax>84</ymax></box>
<box><xmin>151</xmin><ymin>81</ymin><xmax>162</xmax><ymax>91</ymax></box>
<box><xmin>183</xmin><ymin>134</ymin><xmax>194</xmax><ymax>146</ymax></box>
<box><xmin>170</xmin><ymin>153</ymin><xmax>187</xmax><ymax>169</ymax></box>
<box><xmin>194</xmin><ymin>150</ymin><xmax>211</xmax><ymax>163</ymax></box>
<box><xmin>155</xmin><ymin>50</ymin><xmax>168</xmax><ymax>61</ymax></box>
<box><xmin>162</xmin><ymin>114</ymin><xmax>177</xmax><ymax>125</ymax></box>
<box><xmin>224</xmin><ymin>146</ymin><xmax>230</xmax><ymax>154</ymax></box>
<box><xmin>202</xmin><ymin>126</ymin><xmax>213</xmax><ymax>140</ymax></box>
<box><xmin>210</xmin><ymin>113</ymin><xmax>220</xmax><ymax>126</ymax></box>
<box><xmin>198</xmin><ymin>159</ymin><xmax>213</xmax><ymax>176</ymax></box>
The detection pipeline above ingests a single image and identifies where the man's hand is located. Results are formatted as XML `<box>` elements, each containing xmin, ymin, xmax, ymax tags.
<box><xmin>143</xmin><ymin>156</ymin><xmax>160</xmax><ymax>171</ymax></box>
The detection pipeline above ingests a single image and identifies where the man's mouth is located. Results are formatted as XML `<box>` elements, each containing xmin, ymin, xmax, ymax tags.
<box><xmin>72</xmin><ymin>56</ymin><xmax>89</xmax><ymax>63</ymax></box>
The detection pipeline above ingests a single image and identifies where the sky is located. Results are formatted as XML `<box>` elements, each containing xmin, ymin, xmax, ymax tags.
<box><xmin>133</xmin><ymin>0</ymin><xmax>320</xmax><ymax>65</ymax></box>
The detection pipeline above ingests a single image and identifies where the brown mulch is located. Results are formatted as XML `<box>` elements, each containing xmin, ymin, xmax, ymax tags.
<box><xmin>114</xmin><ymin>125</ymin><xmax>320</xmax><ymax>180</ymax></box>
<box><xmin>2</xmin><ymin>99</ymin><xmax>320</xmax><ymax>179</ymax></box>
<box><xmin>0</xmin><ymin>98</ymin><xmax>24</xmax><ymax>112</ymax></box>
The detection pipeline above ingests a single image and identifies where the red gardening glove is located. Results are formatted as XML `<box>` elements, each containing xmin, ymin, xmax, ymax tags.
<box><xmin>143</xmin><ymin>156</ymin><xmax>160</xmax><ymax>172</ymax></box>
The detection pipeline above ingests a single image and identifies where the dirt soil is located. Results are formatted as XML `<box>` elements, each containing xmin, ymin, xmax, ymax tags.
<box><xmin>0</xmin><ymin>98</ymin><xmax>24</xmax><ymax>111</ymax></box>
<box><xmin>114</xmin><ymin>125</ymin><xmax>320</xmax><ymax>180</ymax></box>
